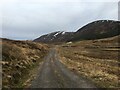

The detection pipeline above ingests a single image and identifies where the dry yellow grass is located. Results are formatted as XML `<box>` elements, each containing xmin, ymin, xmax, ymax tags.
<box><xmin>57</xmin><ymin>36</ymin><xmax>119</xmax><ymax>88</ymax></box>
<box><xmin>1</xmin><ymin>39</ymin><xmax>49</xmax><ymax>88</ymax></box>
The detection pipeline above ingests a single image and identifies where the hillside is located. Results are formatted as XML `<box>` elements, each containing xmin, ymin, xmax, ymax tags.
<box><xmin>1</xmin><ymin>38</ymin><xmax>49</xmax><ymax>88</ymax></box>
<box><xmin>34</xmin><ymin>31</ymin><xmax>74</xmax><ymax>43</ymax></box>
<box><xmin>34</xmin><ymin>20</ymin><xmax>120</xmax><ymax>43</ymax></box>
<box><xmin>57</xmin><ymin>35</ymin><xmax>120</xmax><ymax>88</ymax></box>
<box><xmin>72</xmin><ymin>20</ymin><xmax>120</xmax><ymax>41</ymax></box>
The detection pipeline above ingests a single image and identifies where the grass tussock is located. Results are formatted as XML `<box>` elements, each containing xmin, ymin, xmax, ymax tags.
<box><xmin>1</xmin><ymin>39</ymin><xmax>49</xmax><ymax>88</ymax></box>
<box><xmin>57</xmin><ymin>36</ymin><xmax>119</xmax><ymax>88</ymax></box>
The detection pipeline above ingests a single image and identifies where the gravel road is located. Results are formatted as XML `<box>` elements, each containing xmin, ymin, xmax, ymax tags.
<box><xmin>30</xmin><ymin>48</ymin><xmax>97</xmax><ymax>88</ymax></box>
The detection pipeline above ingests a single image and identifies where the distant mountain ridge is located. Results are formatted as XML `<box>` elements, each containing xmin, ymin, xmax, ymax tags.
<box><xmin>34</xmin><ymin>31</ymin><xmax>74</xmax><ymax>43</ymax></box>
<box><xmin>34</xmin><ymin>20</ymin><xmax>120</xmax><ymax>43</ymax></box>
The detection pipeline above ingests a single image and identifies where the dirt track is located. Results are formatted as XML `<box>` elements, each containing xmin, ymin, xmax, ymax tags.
<box><xmin>30</xmin><ymin>48</ymin><xmax>97</xmax><ymax>88</ymax></box>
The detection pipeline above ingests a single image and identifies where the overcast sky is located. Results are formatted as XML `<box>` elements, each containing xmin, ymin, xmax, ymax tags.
<box><xmin>1</xmin><ymin>0</ymin><xmax>119</xmax><ymax>40</ymax></box>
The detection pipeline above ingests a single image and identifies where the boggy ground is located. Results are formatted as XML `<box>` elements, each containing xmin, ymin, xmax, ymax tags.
<box><xmin>57</xmin><ymin>35</ymin><xmax>120</xmax><ymax>88</ymax></box>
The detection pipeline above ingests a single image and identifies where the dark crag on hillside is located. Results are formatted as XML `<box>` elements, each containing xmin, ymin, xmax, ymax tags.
<box><xmin>34</xmin><ymin>20</ymin><xmax>120</xmax><ymax>43</ymax></box>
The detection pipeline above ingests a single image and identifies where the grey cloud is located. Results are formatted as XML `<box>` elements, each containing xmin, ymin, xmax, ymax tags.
<box><xmin>2</xmin><ymin>1</ymin><xmax>118</xmax><ymax>40</ymax></box>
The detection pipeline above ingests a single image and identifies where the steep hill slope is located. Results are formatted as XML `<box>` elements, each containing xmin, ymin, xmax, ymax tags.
<box><xmin>72</xmin><ymin>20</ymin><xmax>120</xmax><ymax>41</ymax></box>
<box><xmin>34</xmin><ymin>20</ymin><xmax>120</xmax><ymax>43</ymax></box>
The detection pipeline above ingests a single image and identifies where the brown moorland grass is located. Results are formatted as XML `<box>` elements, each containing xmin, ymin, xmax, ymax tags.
<box><xmin>57</xmin><ymin>35</ymin><xmax>120</xmax><ymax>88</ymax></box>
<box><xmin>1</xmin><ymin>39</ymin><xmax>49</xmax><ymax>88</ymax></box>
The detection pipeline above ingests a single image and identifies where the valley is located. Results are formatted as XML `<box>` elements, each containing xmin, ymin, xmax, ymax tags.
<box><xmin>1</xmin><ymin>20</ymin><xmax>120</xmax><ymax>88</ymax></box>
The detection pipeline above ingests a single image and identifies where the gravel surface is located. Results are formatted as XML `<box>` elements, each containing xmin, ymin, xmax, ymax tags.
<box><xmin>30</xmin><ymin>48</ymin><xmax>97</xmax><ymax>88</ymax></box>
